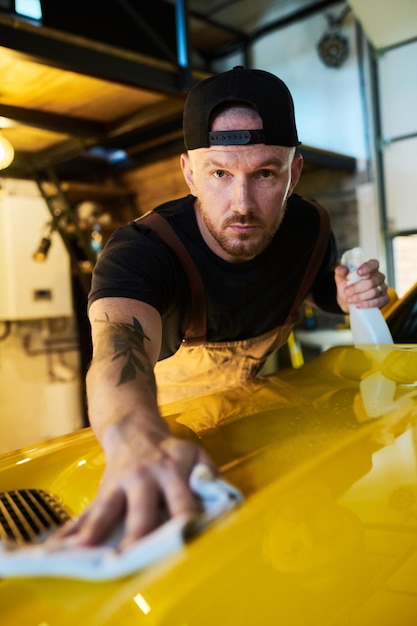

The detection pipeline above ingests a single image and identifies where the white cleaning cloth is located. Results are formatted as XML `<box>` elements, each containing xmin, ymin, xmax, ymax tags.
<box><xmin>0</xmin><ymin>464</ymin><xmax>242</xmax><ymax>581</ymax></box>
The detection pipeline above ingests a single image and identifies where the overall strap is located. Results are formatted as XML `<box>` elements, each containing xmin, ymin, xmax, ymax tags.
<box><xmin>289</xmin><ymin>197</ymin><xmax>332</xmax><ymax>317</ymax></box>
<box><xmin>138</xmin><ymin>211</ymin><xmax>207</xmax><ymax>345</ymax></box>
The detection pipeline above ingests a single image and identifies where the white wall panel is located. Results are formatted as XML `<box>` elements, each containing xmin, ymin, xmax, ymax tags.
<box><xmin>378</xmin><ymin>41</ymin><xmax>417</xmax><ymax>139</ymax></box>
<box><xmin>251</xmin><ymin>6</ymin><xmax>367</xmax><ymax>159</ymax></box>
<box><xmin>383</xmin><ymin>137</ymin><xmax>417</xmax><ymax>232</ymax></box>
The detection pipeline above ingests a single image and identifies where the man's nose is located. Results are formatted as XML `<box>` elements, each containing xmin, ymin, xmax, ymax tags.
<box><xmin>231</xmin><ymin>178</ymin><xmax>253</xmax><ymax>214</ymax></box>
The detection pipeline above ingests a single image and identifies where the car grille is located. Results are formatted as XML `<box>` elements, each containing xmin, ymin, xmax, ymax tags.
<box><xmin>0</xmin><ymin>489</ymin><xmax>71</xmax><ymax>544</ymax></box>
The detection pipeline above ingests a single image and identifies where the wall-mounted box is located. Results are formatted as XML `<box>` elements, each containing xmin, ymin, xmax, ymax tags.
<box><xmin>0</xmin><ymin>182</ymin><xmax>73</xmax><ymax>320</ymax></box>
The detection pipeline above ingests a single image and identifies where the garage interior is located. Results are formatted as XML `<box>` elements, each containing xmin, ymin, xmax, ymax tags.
<box><xmin>0</xmin><ymin>0</ymin><xmax>416</xmax><ymax>452</ymax></box>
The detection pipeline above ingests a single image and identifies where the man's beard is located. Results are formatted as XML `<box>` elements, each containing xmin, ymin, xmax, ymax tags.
<box><xmin>199</xmin><ymin>201</ymin><xmax>287</xmax><ymax>261</ymax></box>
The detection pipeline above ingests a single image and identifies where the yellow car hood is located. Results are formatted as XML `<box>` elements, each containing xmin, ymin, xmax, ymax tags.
<box><xmin>1</xmin><ymin>344</ymin><xmax>417</xmax><ymax>625</ymax></box>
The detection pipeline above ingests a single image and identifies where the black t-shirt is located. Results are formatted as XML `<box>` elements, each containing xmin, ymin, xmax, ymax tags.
<box><xmin>89</xmin><ymin>194</ymin><xmax>341</xmax><ymax>360</ymax></box>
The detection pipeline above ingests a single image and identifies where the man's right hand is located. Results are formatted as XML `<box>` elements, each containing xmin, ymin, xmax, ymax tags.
<box><xmin>51</xmin><ymin>425</ymin><xmax>216</xmax><ymax>550</ymax></box>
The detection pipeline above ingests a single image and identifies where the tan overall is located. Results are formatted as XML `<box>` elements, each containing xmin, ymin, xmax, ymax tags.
<box><xmin>139</xmin><ymin>200</ymin><xmax>331</xmax><ymax>405</ymax></box>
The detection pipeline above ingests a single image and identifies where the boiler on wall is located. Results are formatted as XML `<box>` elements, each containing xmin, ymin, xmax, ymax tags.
<box><xmin>0</xmin><ymin>179</ymin><xmax>72</xmax><ymax>321</ymax></box>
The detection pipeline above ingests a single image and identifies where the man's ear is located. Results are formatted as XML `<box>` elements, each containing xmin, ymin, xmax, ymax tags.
<box><xmin>180</xmin><ymin>152</ymin><xmax>196</xmax><ymax>195</ymax></box>
<box><xmin>289</xmin><ymin>152</ymin><xmax>304</xmax><ymax>196</ymax></box>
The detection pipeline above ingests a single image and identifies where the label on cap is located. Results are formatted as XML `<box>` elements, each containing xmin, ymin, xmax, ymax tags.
<box><xmin>208</xmin><ymin>130</ymin><xmax>265</xmax><ymax>146</ymax></box>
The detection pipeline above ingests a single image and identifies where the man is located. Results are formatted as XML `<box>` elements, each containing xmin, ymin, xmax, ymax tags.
<box><xmin>60</xmin><ymin>66</ymin><xmax>389</xmax><ymax>549</ymax></box>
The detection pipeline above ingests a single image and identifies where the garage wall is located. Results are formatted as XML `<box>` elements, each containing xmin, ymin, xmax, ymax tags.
<box><xmin>121</xmin><ymin>155</ymin><xmax>188</xmax><ymax>215</ymax></box>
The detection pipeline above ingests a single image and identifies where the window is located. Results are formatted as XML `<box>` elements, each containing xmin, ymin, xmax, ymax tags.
<box><xmin>392</xmin><ymin>234</ymin><xmax>417</xmax><ymax>297</ymax></box>
<box><xmin>15</xmin><ymin>0</ymin><xmax>42</xmax><ymax>20</ymax></box>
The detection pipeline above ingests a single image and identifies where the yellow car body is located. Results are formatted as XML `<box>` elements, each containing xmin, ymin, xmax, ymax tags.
<box><xmin>1</xmin><ymin>343</ymin><xmax>417</xmax><ymax>625</ymax></box>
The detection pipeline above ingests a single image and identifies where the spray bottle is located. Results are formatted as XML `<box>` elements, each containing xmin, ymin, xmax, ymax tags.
<box><xmin>341</xmin><ymin>247</ymin><xmax>393</xmax><ymax>345</ymax></box>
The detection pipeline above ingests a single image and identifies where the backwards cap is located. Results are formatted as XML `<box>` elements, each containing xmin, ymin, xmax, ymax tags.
<box><xmin>183</xmin><ymin>66</ymin><xmax>300</xmax><ymax>150</ymax></box>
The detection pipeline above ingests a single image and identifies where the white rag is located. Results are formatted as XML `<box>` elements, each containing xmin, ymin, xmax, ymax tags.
<box><xmin>0</xmin><ymin>464</ymin><xmax>242</xmax><ymax>581</ymax></box>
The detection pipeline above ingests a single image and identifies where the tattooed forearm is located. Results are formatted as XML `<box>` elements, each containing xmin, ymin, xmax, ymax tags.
<box><xmin>94</xmin><ymin>316</ymin><xmax>156</xmax><ymax>392</ymax></box>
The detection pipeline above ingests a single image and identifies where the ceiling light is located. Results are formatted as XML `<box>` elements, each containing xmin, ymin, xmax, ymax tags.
<box><xmin>0</xmin><ymin>134</ymin><xmax>15</xmax><ymax>170</ymax></box>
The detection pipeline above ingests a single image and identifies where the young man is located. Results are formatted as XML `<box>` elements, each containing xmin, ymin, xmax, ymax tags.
<box><xmin>60</xmin><ymin>67</ymin><xmax>389</xmax><ymax>548</ymax></box>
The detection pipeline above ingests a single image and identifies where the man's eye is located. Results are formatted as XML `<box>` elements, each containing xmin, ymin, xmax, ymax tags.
<box><xmin>214</xmin><ymin>170</ymin><xmax>226</xmax><ymax>178</ymax></box>
<box><xmin>259</xmin><ymin>170</ymin><xmax>272</xmax><ymax>178</ymax></box>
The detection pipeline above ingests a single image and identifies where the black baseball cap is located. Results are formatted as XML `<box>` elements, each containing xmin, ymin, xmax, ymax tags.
<box><xmin>183</xmin><ymin>66</ymin><xmax>300</xmax><ymax>150</ymax></box>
